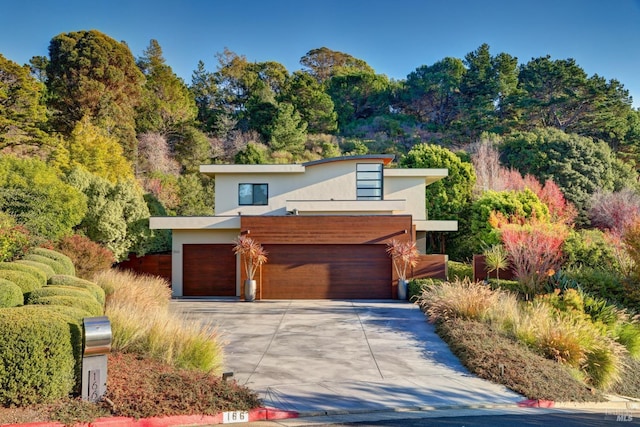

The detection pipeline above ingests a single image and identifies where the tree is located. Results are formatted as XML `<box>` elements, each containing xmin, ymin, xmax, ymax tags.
<box><xmin>191</xmin><ymin>60</ymin><xmax>227</xmax><ymax>136</ymax></box>
<box><xmin>0</xmin><ymin>156</ymin><xmax>86</xmax><ymax>240</ymax></box>
<box><xmin>66</xmin><ymin>167</ymin><xmax>150</xmax><ymax>261</ymax></box>
<box><xmin>51</xmin><ymin>116</ymin><xmax>134</xmax><ymax>182</ymax></box>
<box><xmin>136</xmin><ymin>132</ymin><xmax>180</xmax><ymax>176</ymax></box>
<box><xmin>401</xmin><ymin>143</ymin><xmax>476</xmax><ymax>253</ymax></box>
<box><xmin>283</xmin><ymin>71</ymin><xmax>337</xmax><ymax>134</ymax></box>
<box><xmin>326</xmin><ymin>71</ymin><xmax>390</xmax><ymax>131</ymax></box>
<box><xmin>46</xmin><ymin>30</ymin><xmax>144</xmax><ymax>159</ymax></box>
<box><xmin>0</xmin><ymin>54</ymin><xmax>50</xmax><ymax>149</ymax></box>
<box><xmin>172</xmin><ymin>126</ymin><xmax>211</xmax><ymax>173</ymax></box>
<box><xmin>402</xmin><ymin>57</ymin><xmax>465</xmax><ymax>128</ymax></box>
<box><xmin>300</xmin><ymin>47</ymin><xmax>374</xmax><ymax>84</ymax></box>
<box><xmin>136</xmin><ymin>39</ymin><xmax>197</xmax><ymax>135</ymax></box>
<box><xmin>267</xmin><ymin>102</ymin><xmax>307</xmax><ymax>155</ymax></box>
<box><xmin>500</xmin><ymin>127</ymin><xmax>638</xmax><ymax>223</ymax></box>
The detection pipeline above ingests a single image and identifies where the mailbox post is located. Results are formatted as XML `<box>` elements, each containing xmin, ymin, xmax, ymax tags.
<box><xmin>82</xmin><ymin>316</ymin><xmax>112</xmax><ymax>402</ymax></box>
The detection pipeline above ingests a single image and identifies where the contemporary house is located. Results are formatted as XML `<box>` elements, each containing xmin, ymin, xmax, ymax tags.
<box><xmin>149</xmin><ymin>154</ymin><xmax>457</xmax><ymax>299</ymax></box>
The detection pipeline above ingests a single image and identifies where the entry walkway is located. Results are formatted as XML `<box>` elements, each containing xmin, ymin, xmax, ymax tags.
<box><xmin>171</xmin><ymin>299</ymin><xmax>523</xmax><ymax>416</ymax></box>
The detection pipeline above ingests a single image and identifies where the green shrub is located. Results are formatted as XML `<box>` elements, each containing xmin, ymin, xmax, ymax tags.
<box><xmin>487</xmin><ymin>278</ymin><xmax>520</xmax><ymax>294</ymax></box>
<box><xmin>31</xmin><ymin>247</ymin><xmax>76</xmax><ymax>276</ymax></box>
<box><xmin>564</xmin><ymin>267</ymin><xmax>627</xmax><ymax>307</ymax></box>
<box><xmin>408</xmin><ymin>278</ymin><xmax>442</xmax><ymax>301</ymax></box>
<box><xmin>16</xmin><ymin>259</ymin><xmax>56</xmax><ymax>279</ymax></box>
<box><xmin>0</xmin><ymin>269</ymin><xmax>42</xmax><ymax>296</ymax></box>
<box><xmin>28</xmin><ymin>295</ymin><xmax>104</xmax><ymax>317</ymax></box>
<box><xmin>27</xmin><ymin>286</ymin><xmax>96</xmax><ymax>304</ymax></box>
<box><xmin>448</xmin><ymin>261</ymin><xmax>473</xmax><ymax>281</ymax></box>
<box><xmin>15</xmin><ymin>305</ymin><xmax>88</xmax><ymax>395</ymax></box>
<box><xmin>23</xmin><ymin>254</ymin><xmax>70</xmax><ymax>276</ymax></box>
<box><xmin>0</xmin><ymin>261</ymin><xmax>47</xmax><ymax>286</ymax></box>
<box><xmin>0</xmin><ymin>307</ymin><xmax>76</xmax><ymax>405</ymax></box>
<box><xmin>0</xmin><ymin>279</ymin><xmax>24</xmax><ymax>307</ymax></box>
<box><xmin>563</xmin><ymin>229</ymin><xmax>620</xmax><ymax>271</ymax></box>
<box><xmin>49</xmin><ymin>274</ymin><xmax>106</xmax><ymax>306</ymax></box>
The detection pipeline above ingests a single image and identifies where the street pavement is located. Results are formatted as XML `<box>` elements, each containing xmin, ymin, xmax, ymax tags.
<box><xmin>171</xmin><ymin>299</ymin><xmax>524</xmax><ymax>417</ymax></box>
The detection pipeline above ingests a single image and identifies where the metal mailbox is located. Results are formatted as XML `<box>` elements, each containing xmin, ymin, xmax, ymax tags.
<box><xmin>83</xmin><ymin>316</ymin><xmax>112</xmax><ymax>356</ymax></box>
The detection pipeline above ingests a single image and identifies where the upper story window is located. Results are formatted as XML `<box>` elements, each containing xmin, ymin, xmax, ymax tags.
<box><xmin>239</xmin><ymin>183</ymin><xmax>268</xmax><ymax>205</ymax></box>
<box><xmin>356</xmin><ymin>163</ymin><xmax>383</xmax><ymax>200</ymax></box>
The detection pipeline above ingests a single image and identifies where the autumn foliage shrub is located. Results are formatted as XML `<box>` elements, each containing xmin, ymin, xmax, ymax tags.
<box><xmin>497</xmin><ymin>216</ymin><xmax>568</xmax><ymax>297</ymax></box>
<box><xmin>0</xmin><ymin>217</ymin><xmax>31</xmax><ymax>262</ymax></box>
<box><xmin>55</xmin><ymin>235</ymin><xmax>114</xmax><ymax>279</ymax></box>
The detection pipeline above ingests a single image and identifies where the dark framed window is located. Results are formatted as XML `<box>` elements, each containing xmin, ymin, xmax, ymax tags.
<box><xmin>356</xmin><ymin>163</ymin><xmax>383</xmax><ymax>200</ymax></box>
<box><xmin>239</xmin><ymin>183</ymin><xmax>268</xmax><ymax>205</ymax></box>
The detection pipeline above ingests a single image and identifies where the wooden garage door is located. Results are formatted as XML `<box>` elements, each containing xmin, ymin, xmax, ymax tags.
<box><xmin>183</xmin><ymin>244</ymin><xmax>236</xmax><ymax>296</ymax></box>
<box><xmin>261</xmin><ymin>244</ymin><xmax>391</xmax><ymax>299</ymax></box>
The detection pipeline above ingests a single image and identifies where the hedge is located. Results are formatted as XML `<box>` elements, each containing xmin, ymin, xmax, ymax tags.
<box><xmin>27</xmin><ymin>294</ymin><xmax>104</xmax><ymax>317</ymax></box>
<box><xmin>15</xmin><ymin>259</ymin><xmax>56</xmax><ymax>280</ymax></box>
<box><xmin>23</xmin><ymin>254</ymin><xmax>72</xmax><ymax>276</ymax></box>
<box><xmin>0</xmin><ymin>279</ymin><xmax>23</xmax><ymax>307</ymax></box>
<box><xmin>0</xmin><ymin>262</ymin><xmax>47</xmax><ymax>287</ymax></box>
<box><xmin>48</xmin><ymin>275</ymin><xmax>106</xmax><ymax>306</ymax></box>
<box><xmin>0</xmin><ymin>270</ymin><xmax>42</xmax><ymax>296</ymax></box>
<box><xmin>27</xmin><ymin>286</ymin><xmax>97</xmax><ymax>305</ymax></box>
<box><xmin>0</xmin><ymin>307</ymin><xmax>76</xmax><ymax>405</ymax></box>
<box><xmin>17</xmin><ymin>304</ymin><xmax>91</xmax><ymax>395</ymax></box>
<box><xmin>30</xmin><ymin>248</ymin><xmax>76</xmax><ymax>276</ymax></box>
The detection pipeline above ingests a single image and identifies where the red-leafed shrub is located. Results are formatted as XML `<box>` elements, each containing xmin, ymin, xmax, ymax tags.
<box><xmin>56</xmin><ymin>235</ymin><xmax>115</xmax><ymax>279</ymax></box>
<box><xmin>499</xmin><ymin>219</ymin><xmax>568</xmax><ymax>297</ymax></box>
<box><xmin>589</xmin><ymin>188</ymin><xmax>640</xmax><ymax>236</ymax></box>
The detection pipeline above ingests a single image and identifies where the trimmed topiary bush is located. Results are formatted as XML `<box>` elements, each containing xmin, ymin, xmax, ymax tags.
<box><xmin>0</xmin><ymin>269</ymin><xmax>42</xmax><ymax>296</ymax></box>
<box><xmin>30</xmin><ymin>247</ymin><xmax>76</xmax><ymax>276</ymax></box>
<box><xmin>17</xmin><ymin>304</ymin><xmax>92</xmax><ymax>395</ymax></box>
<box><xmin>23</xmin><ymin>254</ymin><xmax>71</xmax><ymax>276</ymax></box>
<box><xmin>28</xmin><ymin>294</ymin><xmax>104</xmax><ymax>317</ymax></box>
<box><xmin>27</xmin><ymin>286</ymin><xmax>97</xmax><ymax>304</ymax></box>
<box><xmin>448</xmin><ymin>261</ymin><xmax>473</xmax><ymax>281</ymax></box>
<box><xmin>0</xmin><ymin>278</ymin><xmax>24</xmax><ymax>307</ymax></box>
<box><xmin>0</xmin><ymin>307</ymin><xmax>76</xmax><ymax>405</ymax></box>
<box><xmin>0</xmin><ymin>261</ymin><xmax>47</xmax><ymax>287</ymax></box>
<box><xmin>49</xmin><ymin>275</ymin><xmax>106</xmax><ymax>306</ymax></box>
<box><xmin>16</xmin><ymin>259</ymin><xmax>57</xmax><ymax>279</ymax></box>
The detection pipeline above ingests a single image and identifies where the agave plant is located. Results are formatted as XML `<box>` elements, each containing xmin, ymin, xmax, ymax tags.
<box><xmin>232</xmin><ymin>235</ymin><xmax>268</xmax><ymax>281</ymax></box>
<box><xmin>386</xmin><ymin>239</ymin><xmax>419</xmax><ymax>281</ymax></box>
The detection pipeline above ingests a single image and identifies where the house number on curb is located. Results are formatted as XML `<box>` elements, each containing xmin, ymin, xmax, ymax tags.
<box><xmin>222</xmin><ymin>411</ymin><xmax>249</xmax><ymax>423</ymax></box>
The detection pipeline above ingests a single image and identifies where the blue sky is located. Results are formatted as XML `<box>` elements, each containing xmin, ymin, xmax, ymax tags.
<box><xmin>1</xmin><ymin>0</ymin><xmax>639</xmax><ymax>107</ymax></box>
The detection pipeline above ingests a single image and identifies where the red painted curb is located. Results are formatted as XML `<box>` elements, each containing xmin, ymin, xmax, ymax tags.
<box><xmin>1</xmin><ymin>407</ymin><xmax>299</xmax><ymax>427</ymax></box>
<box><xmin>517</xmin><ymin>399</ymin><xmax>555</xmax><ymax>408</ymax></box>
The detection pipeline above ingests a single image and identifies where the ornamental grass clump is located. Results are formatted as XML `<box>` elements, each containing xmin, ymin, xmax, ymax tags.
<box><xmin>96</xmin><ymin>269</ymin><xmax>223</xmax><ymax>373</ymax></box>
<box><xmin>417</xmin><ymin>278</ymin><xmax>502</xmax><ymax>323</ymax></box>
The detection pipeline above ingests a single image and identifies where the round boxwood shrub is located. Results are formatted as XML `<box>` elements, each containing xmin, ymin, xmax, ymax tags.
<box><xmin>30</xmin><ymin>248</ymin><xmax>76</xmax><ymax>276</ymax></box>
<box><xmin>28</xmin><ymin>294</ymin><xmax>104</xmax><ymax>317</ymax></box>
<box><xmin>15</xmin><ymin>259</ymin><xmax>56</xmax><ymax>280</ymax></box>
<box><xmin>0</xmin><ymin>270</ymin><xmax>42</xmax><ymax>296</ymax></box>
<box><xmin>0</xmin><ymin>262</ymin><xmax>47</xmax><ymax>287</ymax></box>
<box><xmin>17</xmin><ymin>304</ymin><xmax>93</xmax><ymax>395</ymax></box>
<box><xmin>0</xmin><ymin>307</ymin><xmax>76</xmax><ymax>405</ymax></box>
<box><xmin>49</xmin><ymin>275</ymin><xmax>106</xmax><ymax>306</ymax></box>
<box><xmin>23</xmin><ymin>254</ymin><xmax>71</xmax><ymax>276</ymax></box>
<box><xmin>0</xmin><ymin>278</ymin><xmax>23</xmax><ymax>307</ymax></box>
<box><xmin>27</xmin><ymin>286</ymin><xmax>96</xmax><ymax>304</ymax></box>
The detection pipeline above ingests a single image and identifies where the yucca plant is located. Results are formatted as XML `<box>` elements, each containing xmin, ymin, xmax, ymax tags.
<box><xmin>484</xmin><ymin>244</ymin><xmax>509</xmax><ymax>285</ymax></box>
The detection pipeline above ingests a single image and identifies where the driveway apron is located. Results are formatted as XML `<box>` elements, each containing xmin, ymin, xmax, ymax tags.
<box><xmin>171</xmin><ymin>299</ymin><xmax>522</xmax><ymax>415</ymax></box>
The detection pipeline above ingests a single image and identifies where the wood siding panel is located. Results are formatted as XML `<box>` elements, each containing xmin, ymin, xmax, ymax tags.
<box><xmin>240</xmin><ymin>215</ymin><xmax>413</xmax><ymax>245</ymax></box>
<box><xmin>261</xmin><ymin>244</ymin><xmax>391</xmax><ymax>299</ymax></box>
<box><xmin>183</xmin><ymin>244</ymin><xmax>236</xmax><ymax>296</ymax></box>
<box><xmin>412</xmin><ymin>254</ymin><xmax>448</xmax><ymax>280</ymax></box>
<box><xmin>117</xmin><ymin>253</ymin><xmax>172</xmax><ymax>282</ymax></box>
<box><xmin>473</xmin><ymin>254</ymin><xmax>515</xmax><ymax>282</ymax></box>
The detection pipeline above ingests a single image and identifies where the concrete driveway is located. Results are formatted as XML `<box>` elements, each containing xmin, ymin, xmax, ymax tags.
<box><xmin>170</xmin><ymin>299</ymin><xmax>523</xmax><ymax>416</ymax></box>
